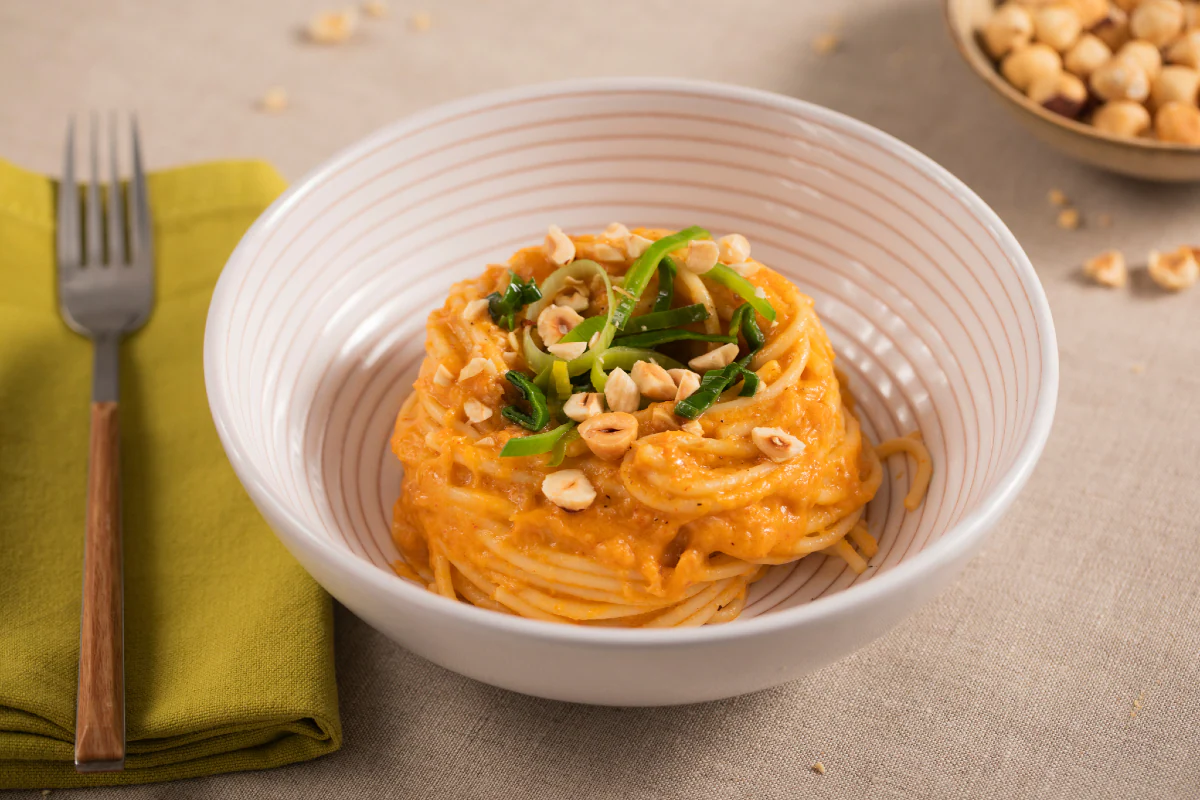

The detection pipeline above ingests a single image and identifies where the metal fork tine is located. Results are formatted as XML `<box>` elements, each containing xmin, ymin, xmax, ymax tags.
<box><xmin>57</xmin><ymin>117</ymin><xmax>80</xmax><ymax>271</ymax></box>
<box><xmin>107</xmin><ymin>113</ymin><xmax>126</xmax><ymax>266</ymax></box>
<box><xmin>85</xmin><ymin>113</ymin><xmax>103</xmax><ymax>266</ymax></box>
<box><xmin>128</xmin><ymin>116</ymin><xmax>151</xmax><ymax>266</ymax></box>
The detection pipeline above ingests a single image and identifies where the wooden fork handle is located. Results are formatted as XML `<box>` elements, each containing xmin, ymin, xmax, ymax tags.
<box><xmin>75</xmin><ymin>400</ymin><xmax>125</xmax><ymax>771</ymax></box>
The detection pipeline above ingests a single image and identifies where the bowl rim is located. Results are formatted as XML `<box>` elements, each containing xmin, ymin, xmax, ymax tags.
<box><xmin>943</xmin><ymin>0</ymin><xmax>1200</xmax><ymax>155</ymax></box>
<box><xmin>204</xmin><ymin>76</ymin><xmax>1060</xmax><ymax>646</ymax></box>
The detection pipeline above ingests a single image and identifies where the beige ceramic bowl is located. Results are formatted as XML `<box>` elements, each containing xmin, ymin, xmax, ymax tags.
<box><xmin>946</xmin><ymin>0</ymin><xmax>1200</xmax><ymax>182</ymax></box>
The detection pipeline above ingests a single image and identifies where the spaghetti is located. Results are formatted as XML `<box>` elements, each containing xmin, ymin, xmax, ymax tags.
<box><xmin>390</xmin><ymin>225</ymin><xmax>931</xmax><ymax>626</ymax></box>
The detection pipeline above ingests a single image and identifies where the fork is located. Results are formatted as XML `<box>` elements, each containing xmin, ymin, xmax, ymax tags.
<box><xmin>57</xmin><ymin>114</ymin><xmax>154</xmax><ymax>773</ymax></box>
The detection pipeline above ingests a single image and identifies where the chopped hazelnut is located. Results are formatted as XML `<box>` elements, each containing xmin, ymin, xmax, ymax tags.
<box><xmin>1083</xmin><ymin>250</ymin><xmax>1128</xmax><ymax>287</ymax></box>
<box><xmin>631</xmin><ymin>360</ymin><xmax>678</xmax><ymax>401</ymax></box>
<box><xmin>259</xmin><ymin>87</ymin><xmax>288</xmax><ymax>113</ymax></box>
<box><xmin>1090</xmin><ymin>55</ymin><xmax>1151</xmax><ymax>101</ymax></box>
<box><xmin>812</xmin><ymin>32</ymin><xmax>840</xmax><ymax>54</ymax></box>
<box><xmin>463</xmin><ymin>297</ymin><xmax>490</xmax><ymax>322</ymax></box>
<box><xmin>1029</xmin><ymin>71</ymin><xmax>1089</xmax><ymax>117</ymax></box>
<box><xmin>680</xmin><ymin>420</ymin><xmax>704</xmax><ymax>436</ymax></box>
<box><xmin>984</xmin><ymin>4</ymin><xmax>1036</xmax><ymax>58</ymax></box>
<box><xmin>1148</xmin><ymin>246</ymin><xmax>1199</xmax><ymax>289</ymax></box>
<box><xmin>1057</xmin><ymin>208</ymin><xmax>1081</xmax><ymax>229</ymax></box>
<box><xmin>433</xmin><ymin>364</ymin><xmax>454</xmax><ymax>387</ymax></box>
<box><xmin>603</xmin><ymin>367</ymin><xmax>640</xmax><ymax>413</ymax></box>
<box><xmin>626</xmin><ymin>234</ymin><xmax>653</xmax><ymax>259</ymax></box>
<box><xmin>563</xmin><ymin>392</ymin><xmax>605</xmax><ymax>422</ymax></box>
<box><xmin>409</xmin><ymin>10</ymin><xmax>432</xmax><ymax>31</ymax></box>
<box><xmin>547</xmin><ymin>341</ymin><xmax>587</xmax><ymax>361</ymax></box>
<box><xmin>578</xmin><ymin>412</ymin><xmax>639</xmax><ymax>460</ymax></box>
<box><xmin>751</xmin><ymin>427</ymin><xmax>806</xmax><ymax>462</ymax></box>
<box><xmin>1048</xmin><ymin>188</ymin><xmax>1069</xmax><ymax>205</ymax></box>
<box><xmin>543</xmin><ymin>224</ymin><xmax>576</xmax><ymax>266</ymax></box>
<box><xmin>1167</xmin><ymin>30</ymin><xmax>1200</xmax><ymax>67</ymax></box>
<box><xmin>1131</xmin><ymin>0</ymin><xmax>1185</xmax><ymax>46</ymax></box>
<box><xmin>536</xmin><ymin>305</ymin><xmax>584</xmax><ymax>346</ymax></box>
<box><xmin>727</xmin><ymin>261</ymin><xmax>761</xmax><ymax>276</ymax></box>
<box><xmin>541</xmin><ymin>469</ymin><xmax>596</xmax><ymax>510</ymax></box>
<box><xmin>307</xmin><ymin>8</ymin><xmax>357</xmax><ymax>44</ymax></box>
<box><xmin>1034</xmin><ymin>4</ymin><xmax>1084</xmax><ymax>51</ymax></box>
<box><xmin>717</xmin><ymin>233</ymin><xmax>752</xmax><ymax>264</ymax></box>
<box><xmin>668</xmin><ymin>368</ymin><xmax>702</xmax><ymax>401</ymax></box>
<box><xmin>1002</xmin><ymin>43</ymin><xmax>1064</xmax><ymax>91</ymax></box>
<box><xmin>1151</xmin><ymin>65</ymin><xmax>1200</xmax><ymax>108</ymax></box>
<box><xmin>688</xmin><ymin>342</ymin><xmax>740</xmax><ymax>371</ymax></box>
<box><xmin>1118</xmin><ymin>40</ymin><xmax>1164</xmax><ymax>78</ymax></box>
<box><xmin>463</xmin><ymin>398</ymin><xmax>493</xmax><ymax>423</ymax></box>
<box><xmin>1064</xmin><ymin>33</ymin><xmax>1112</xmax><ymax>77</ymax></box>
<box><xmin>1092</xmin><ymin>99</ymin><xmax>1153</xmax><ymax>135</ymax></box>
<box><xmin>1156</xmin><ymin>100</ymin><xmax>1200</xmax><ymax>141</ymax></box>
<box><xmin>458</xmin><ymin>356</ymin><xmax>498</xmax><ymax>381</ymax></box>
<box><xmin>683</xmin><ymin>240</ymin><xmax>720</xmax><ymax>274</ymax></box>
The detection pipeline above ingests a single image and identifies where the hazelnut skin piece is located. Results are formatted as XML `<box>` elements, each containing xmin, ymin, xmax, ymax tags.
<box><xmin>1002</xmin><ymin>43</ymin><xmax>1065</xmax><ymax>91</ymax></box>
<box><xmin>1092</xmin><ymin>100</ymin><xmax>1153</xmax><ymax>136</ymax></box>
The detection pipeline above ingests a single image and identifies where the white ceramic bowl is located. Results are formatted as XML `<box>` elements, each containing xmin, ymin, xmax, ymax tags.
<box><xmin>204</xmin><ymin>78</ymin><xmax>1058</xmax><ymax>706</ymax></box>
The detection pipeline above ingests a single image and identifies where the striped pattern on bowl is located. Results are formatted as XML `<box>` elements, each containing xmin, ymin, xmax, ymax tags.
<box><xmin>207</xmin><ymin>82</ymin><xmax>1054</xmax><ymax>619</ymax></box>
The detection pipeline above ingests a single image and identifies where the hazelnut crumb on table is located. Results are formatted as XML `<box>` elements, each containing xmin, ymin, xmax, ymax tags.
<box><xmin>812</xmin><ymin>762</ymin><xmax>826</xmax><ymax>775</ymax></box>
<box><xmin>812</xmin><ymin>32</ymin><xmax>840</xmax><ymax>54</ymax></box>
<box><xmin>1057</xmin><ymin>208</ymin><xmax>1081</xmax><ymax>229</ymax></box>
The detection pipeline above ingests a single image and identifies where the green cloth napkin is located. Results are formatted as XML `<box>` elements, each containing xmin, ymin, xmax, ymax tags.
<box><xmin>0</xmin><ymin>158</ymin><xmax>341</xmax><ymax>788</ymax></box>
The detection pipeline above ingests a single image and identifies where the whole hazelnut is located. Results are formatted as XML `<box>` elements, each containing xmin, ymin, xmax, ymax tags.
<box><xmin>1029</xmin><ymin>71</ymin><xmax>1090</xmax><ymax>117</ymax></box>
<box><xmin>1090</xmin><ymin>7</ymin><xmax>1132</xmax><ymax>50</ymax></box>
<box><xmin>1003</xmin><ymin>43</ymin><xmax>1065</xmax><ymax>91</ymax></box>
<box><xmin>1155</xmin><ymin>99</ymin><xmax>1200</xmax><ymax>141</ymax></box>
<box><xmin>1151</xmin><ymin>65</ymin><xmax>1200</xmax><ymax>107</ymax></box>
<box><xmin>1065</xmin><ymin>33</ymin><xmax>1113</xmax><ymax>76</ymax></box>
<box><xmin>1092</xmin><ymin>99</ymin><xmax>1153</xmax><ymax>135</ymax></box>
<box><xmin>1110</xmin><ymin>0</ymin><xmax>1144</xmax><ymax>9</ymax></box>
<box><xmin>1068</xmin><ymin>0</ymin><xmax>1112</xmax><ymax>27</ymax></box>
<box><xmin>1166</xmin><ymin>30</ymin><xmax>1200</xmax><ymax>68</ymax></box>
<box><xmin>1185</xmin><ymin>1</ymin><xmax>1200</xmax><ymax>28</ymax></box>
<box><xmin>1118</xmin><ymin>40</ymin><xmax>1164</xmax><ymax>78</ymax></box>
<box><xmin>1090</xmin><ymin>55</ymin><xmax>1152</xmax><ymax>101</ymax></box>
<box><xmin>1034</xmin><ymin>4</ymin><xmax>1084</xmax><ymax>51</ymax></box>
<box><xmin>1130</xmin><ymin>0</ymin><xmax>1185</xmax><ymax>46</ymax></box>
<box><xmin>984</xmin><ymin>4</ymin><xmax>1036</xmax><ymax>58</ymax></box>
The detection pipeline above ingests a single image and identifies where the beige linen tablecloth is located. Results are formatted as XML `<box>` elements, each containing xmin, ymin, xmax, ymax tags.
<box><xmin>2</xmin><ymin>0</ymin><xmax>1197</xmax><ymax>797</ymax></box>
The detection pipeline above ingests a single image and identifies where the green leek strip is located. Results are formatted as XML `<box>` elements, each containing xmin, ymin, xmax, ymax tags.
<box><xmin>611</xmin><ymin>226</ymin><xmax>710</xmax><ymax>330</ymax></box>
<box><xmin>738</xmin><ymin>369</ymin><xmax>760</xmax><ymax>397</ymax></box>
<box><xmin>623</xmin><ymin>303</ymin><xmax>709</xmax><ymax>334</ymax></box>
<box><xmin>523</xmin><ymin>260</ymin><xmax>618</xmax><ymax>383</ymax></box>
<box><xmin>547</xmin><ymin>426</ymin><xmax>581</xmax><ymax>467</ymax></box>
<box><xmin>559</xmin><ymin>314</ymin><xmax>606</xmax><ymax>344</ymax></box>
<box><xmin>652</xmin><ymin>256</ymin><xmax>678</xmax><ymax>312</ymax></box>
<box><xmin>500</xmin><ymin>371</ymin><xmax>550</xmax><ymax>431</ymax></box>
<box><xmin>612</xmin><ymin>330</ymin><xmax>736</xmax><ymax>348</ymax></box>
<box><xmin>487</xmin><ymin>272</ymin><xmax>543</xmax><ymax>330</ymax></box>
<box><xmin>729</xmin><ymin>303</ymin><xmax>766</xmax><ymax>352</ymax></box>
<box><xmin>673</xmin><ymin>356</ymin><xmax>752</xmax><ymax>419</ymax></box>
<box><xmin>500</xmin><ymin>421</ymin><xmax>577</xmax><ymax>458</ymax></box>
<box><xmin>551</xmin><ymin>360</ymin><xmax>572</xmax><ymax>398</ymax></box>
<box><xmin>705</xmin><ymin>264</ymin><xmax>776</xmax><ymax>322</ymax></box>
<box><xmin>589</xmin><ymin>347</ymin><xmax>685</xmax><ymax>392</ymax></box>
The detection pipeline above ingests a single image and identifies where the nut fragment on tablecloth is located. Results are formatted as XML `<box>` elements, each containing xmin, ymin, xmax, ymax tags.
<box><xmin>1057</xmin><ymin>208</ymin><xmax>1081</xmax><ymax>229</ymax></box>
<box><xmin>1148</xmin><ymin>245</ymin><xmax>1200</xmax><ymax>290</ymax></box>
<box><xmin>259</xmin><ymin>87</ymin><xmax>288</xmax><ymax>113</ymax></box>
<box><xmin>1083</xmin><ymin>250</ymin><xmax>1128</xmax><ymax>287</ymax></box>
<box><xmin>307</xmin><ymin>8</ymin><xmax>358</xmax><ymax>43</ymax></box>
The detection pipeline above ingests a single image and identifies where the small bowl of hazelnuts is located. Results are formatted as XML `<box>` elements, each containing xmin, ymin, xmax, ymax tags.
<box><xmin>946</xmin><ymin>0</ymin><xmax>1200</xmax><ymax>181</ymax></box>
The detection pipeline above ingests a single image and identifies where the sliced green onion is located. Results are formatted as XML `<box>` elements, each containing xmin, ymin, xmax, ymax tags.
<box><xmin>653</xmin><ymin>256</ymin><xmax>678</xmax><ymax>312</ymax></box>
<box><xmin>612</xmin><ymin>330</ymin><xmax>736</xmax><ymax>348</ymax></box>
<box><xmin>547</xmin><ymin>426</ymin><xmax>581</xmax><ymax>467</ymax></box>
<box><xmin>487</xmin><ymin>271</ymin><xmax>543</xmax><ymax>330</ymax></box>
<box><xmin>729</xmin><ymin>303</ymin><xmax>766</xmax><ymax>353</ymax></box>
<box><xmin>522</xmin><ymin>261</ymin><xmax>617</xmax><ymax>380</ymax></box>
<box><xmin>558</xmin><ymin>314</ymin><xmax>606</xmax><ymax>344</ymax></box>
<box><xmin>673</xmin><ymin>357</ymin><xmax>752</xmax><ymax>419</ymax></box>
<box><xmin>612</xmin><ymin>226</ymin><xmax>709</xmax><ymax>330</ymax></box>
<box><xmin>500</xmin><ymin>421</ymin><xmax>577</xmax><ymax>458</ymax></box>
<box><xmin>705</xmin><ymin>264</ymin><xmax>776</xmax><ymax>322</ymax></box>
<box><xmin>501</xmin><ymin>371</ymin><xmax>550</xmax><ymax>431</ymax></box>
<box><xmin>551</xmin><ymin>360</ymin><xmax>572</xmax><ymax>398</ymax></box>
<box><xmin>589</xmin><ymin>347</ymin><xmax>685</xmax><ymax>392</ymax></box>
<box><xmin>738</xmin><ymin>368</ymin><xmax>760</xmax><ymax>397</ymax></box>
<box><xmin>624</xmin><ymin>303</ymin><xmax>709</xmax><ymax>334</ymax></box>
